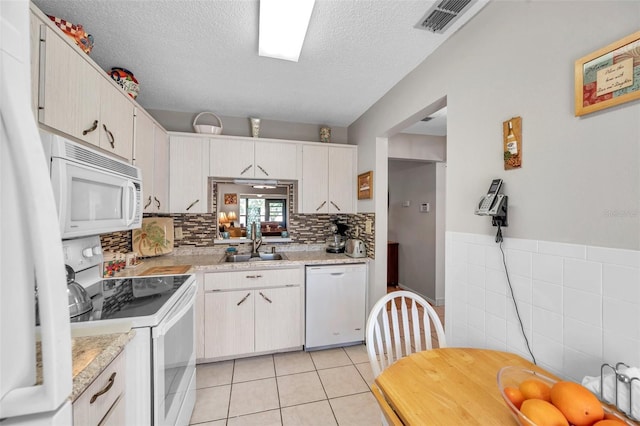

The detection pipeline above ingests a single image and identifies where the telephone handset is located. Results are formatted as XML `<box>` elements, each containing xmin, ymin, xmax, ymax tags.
<box><xmin>475</xmin><ymin>179</ymin><xmax>504</xmax><ymax>216</ymax></box>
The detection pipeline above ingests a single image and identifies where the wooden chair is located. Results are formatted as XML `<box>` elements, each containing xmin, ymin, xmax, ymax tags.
<box><xmin>365</xmin><ymin>290</ymin><xmax>446</xmax><ymax>378</ymax></box>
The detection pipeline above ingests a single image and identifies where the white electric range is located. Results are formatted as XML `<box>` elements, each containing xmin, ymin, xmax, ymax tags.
<box><xmin>64</xmin><ymin>236</ymin><xmax>196</xmax><ymax>426</ymax></box>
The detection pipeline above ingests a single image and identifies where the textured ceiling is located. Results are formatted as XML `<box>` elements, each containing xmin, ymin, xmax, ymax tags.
<box><xmin>33</xmin><ymin>0</ymin><xmax>486</xmax><ymax>128</ymax></box>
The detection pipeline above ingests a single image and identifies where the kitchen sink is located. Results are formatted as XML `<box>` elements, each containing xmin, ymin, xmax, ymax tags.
<box><xmin>224</xmin><ymin>253</ymin><xmax>285</xmax><ymax>262</ymax></box>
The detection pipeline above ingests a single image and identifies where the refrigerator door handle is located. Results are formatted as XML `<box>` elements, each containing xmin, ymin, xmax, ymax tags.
<box><xmin>0</xmin><ymin>27</ymin><xmax>72</xmax><ymax>417</ymax></box>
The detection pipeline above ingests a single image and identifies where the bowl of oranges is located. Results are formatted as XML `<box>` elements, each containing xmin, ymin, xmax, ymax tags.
<box><xmin>497</xmin><ymin>366</ymin><xmax>633</xmax><ymax>426</ymax></box>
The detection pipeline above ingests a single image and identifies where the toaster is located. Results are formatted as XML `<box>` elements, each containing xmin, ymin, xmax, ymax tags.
<box><xmin>345</xmin><ymin>239</ymin><xmax>366</xmax><ymax>258</ymax></box>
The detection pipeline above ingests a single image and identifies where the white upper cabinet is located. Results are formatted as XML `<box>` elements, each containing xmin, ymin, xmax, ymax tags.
<box><xmin>327</xmin><ymin>146</ymin><xmax>356</xmax><ymax>213</ymax></box>
<box><xmin>153</xmin><ymin>125</ymin><xmax>170</xmax><ymax>213</ymax></box>
<box><xmin>210</xmin><ymin>137</ymin><xmax>298</xmax><ymax>180</ymax></box>
<box><xmin>169</xmin><ymin>136</ymin><xmax>210</xmax><ymax>213</ymax></box>
<box><xmin>135</xmin><ymin>110</ymin><xmax>169</xmax><ymax>213</ymax></box>
<box><xmin>301</xmin><ymin>144</ymin><xmax>356</xmax><ymax>214</ymax></box>
<box><xmin>32</xmin><ymin>6</ymin><xmax>135</xmax><ymax>162</ymax></box>
<box><xmin>99</xmin><ymin>77</ymin><xmax>135</xmax><ymax>160</ymax></box>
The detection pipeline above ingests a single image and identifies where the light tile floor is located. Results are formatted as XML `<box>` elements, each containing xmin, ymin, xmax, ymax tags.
<box><xmin>190</xmin><ymin>345</ymin><xmax>380</xmax><ymax>426</ymax></box>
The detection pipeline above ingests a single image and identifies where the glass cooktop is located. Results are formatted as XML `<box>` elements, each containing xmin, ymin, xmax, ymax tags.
<box><xmin>81</xmin><ymin>274</ymin><xmax>192</xmax><ymax>322</ymax></box>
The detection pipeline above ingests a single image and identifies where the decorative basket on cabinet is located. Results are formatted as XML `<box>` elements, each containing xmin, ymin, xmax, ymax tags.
<box><xmin>193</xmin><ymin>112</ymin><xmax>223</xmax><ymax>135</ymax></box>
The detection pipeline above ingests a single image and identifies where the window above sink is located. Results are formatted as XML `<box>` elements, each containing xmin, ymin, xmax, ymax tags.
<box><xmin>212</xmin><ymin>179</ymin><xmax>295</xmax><ymax>244</ymax></box>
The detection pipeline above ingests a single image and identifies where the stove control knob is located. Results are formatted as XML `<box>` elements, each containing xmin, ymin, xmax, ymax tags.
<box><xmin>92</xmin><ymin>246</ymin><xmax>102</xmax><ymax>255</ymax></box>
<box><xmin>82</xmin><ymin>247</ymin><xmax>94</xmax><ymax>258</ymax></box>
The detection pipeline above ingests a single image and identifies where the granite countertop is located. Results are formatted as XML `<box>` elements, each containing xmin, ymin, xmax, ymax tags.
<box><xmin>114</xmin><ymin>247</ymin><xmax>369</xmax><ymax>277</ymax></box>
<box><xmin>37</xmin><ymin>330</ymin><xmax>136</xmax><ymax>402</ymax></box>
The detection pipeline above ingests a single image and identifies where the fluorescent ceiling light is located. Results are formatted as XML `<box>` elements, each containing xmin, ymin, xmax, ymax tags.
<box><xmin>259</xmin><ymin>0</ymin><xmax>315</xmax><ymax>62</ymax></box>
<box><xmin>233</xmin><ymin>179</ymin><xmax>278</xmax><ymax>187</ymax></box>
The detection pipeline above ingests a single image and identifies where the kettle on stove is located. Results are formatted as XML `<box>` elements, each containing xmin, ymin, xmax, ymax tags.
<box><xmin>66</xmin><ymin>264</ymin><xmax>93</xmax><ymax>322</ymax></box>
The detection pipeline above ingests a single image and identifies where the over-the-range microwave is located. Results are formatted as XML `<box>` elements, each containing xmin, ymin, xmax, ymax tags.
<box><xmin>41</xmin><ymin>132</ymin><xmax>142</xmax><ymax>239</ymax></box>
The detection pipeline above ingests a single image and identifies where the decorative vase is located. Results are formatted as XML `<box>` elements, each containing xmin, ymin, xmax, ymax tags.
<box><xmin>320</xmin><ymin>126</ymin><xmax>331</xmax><ymax>143</ymax></box>
<box><xmin>250</xmin><ymin>117</ymin><xmax>261</xmax><ymax>138</ymax></box>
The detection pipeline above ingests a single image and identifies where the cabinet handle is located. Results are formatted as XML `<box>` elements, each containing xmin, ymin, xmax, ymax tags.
<box><xmin>240</xmin><ymin>165</ymin><xmax>253</xmax><ymax>175</ymax></box>
<box><xmin>257</xmin><ymin>165</ymin><xmax>269</xmax><ymax>176</ymax></box>
<box><xmin>82</xmin><ymin>120</ymin><xmax>98</xmax><ymax>135</ymax></box>
<box><xmin>102</xmin><ymin>124</ymin><xmax>115</xmax><ymax>148</ymax></box>
<box><xmin>315</xmin><ymin>201</ymin><xmax>327</xmax><ymax>211</ymax></box>
<box><xmin>90</xmin><ymin>372</ymin><xmax>116</xmax><ymax>404</ymax></box>
<box><xmin>259</xmin><ymin>292</ymin><xmax>272</xmax><ymax>303</ymax></box>
<box><xmin>154</xmin><ymin>196</ymin><xmax>160</xmax><ymax>209</ymax></box>
<box><xmin>144</xmin><ymin>196</ymin><xmax>152</xmax><ymax>209</ymax></box>
<box><xmin>245</xmin><ymin>275</ymin><xmax>263</xmax><ymax>279</ymax></box>
<box><xmin>237</xmin><ymin>292</ymin><xmax>251</xmax><ymax>306</ymax></box>
<box><xmin>186</xmin><ymin>199</ymin><xmax>199</xmax><ymax>211</ymax></box>
<box><xmin>330</xmin><ymin>201</ymin><xmax>341</xmax><ymax>211</ymax></box>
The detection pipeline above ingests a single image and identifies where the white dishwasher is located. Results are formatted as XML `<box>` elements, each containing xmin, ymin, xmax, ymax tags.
<box><xmin>305</xmin><ymin>263</ymin><xmax>367</xmax><ymax>350</ymax></box>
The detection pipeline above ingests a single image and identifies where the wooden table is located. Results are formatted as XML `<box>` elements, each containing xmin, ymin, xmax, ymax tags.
<box><xmin>374</xmin><ymin>348</ymin><xmax>557</xmax><ymax>425</ymax></box>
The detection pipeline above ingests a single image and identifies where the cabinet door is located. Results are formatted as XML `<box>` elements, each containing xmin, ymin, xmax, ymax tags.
<box><xmin>169</xmin><ymin>136</ymin><xmax>209</xmax><ymax>213</ymax></box>
<box><xmin>39</xmin><ymin>25</ymin><xmax>102</xmax><ymax>146</ymax></box>
<box><xmin>134</xmin><ymin>111</ymin><xmax>155</xmax><ymax>212</ymax></box>
<box><xmin>328</xmin><ymin>146</ymin><xmax>355</xmax><ymax>213</ymax></box>
<box><xmin>254</xmin><ymin>142</ymin><xmax>298</xmax><ymax>180</ymax></box>
<box><xmin>255</xmin><ymin>286</ymin><xmax>302</xmax><ymax>352</ymax></box>
<box><xmin>204</xmin><ymin>291</ymin><xmax>254</xmax><ymax>359</ymax></box>
<box><xmin>301</xmin><ymin>145</ymin><xmax>329</xmax><ymax>213</ymax></box>
<box><xmin>153</xmin><ymin>125</ymin><xmax>170</xmax><ymax>213</ymax></box>
<box><xmin>210</xmin><ymin>138</ymin><xmax>254</xmax><ymax>178</ymax></box>
<box><xmin>29</xmin><ymin>12</ymin><xmax>42</xmax><ymax>120</ymax></box>
<box><xmin>99</xmin><ymin>78</ymin><xmax>134</xmax><ymax>161</ymax></box>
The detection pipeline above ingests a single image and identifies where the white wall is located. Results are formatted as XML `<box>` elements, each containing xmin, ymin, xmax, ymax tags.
<box><xmin>349</xmin><ymin>1</ymin><xmax>640</xmax><ymax>378</ymax></box>
<box><xmin>148</xmin><ymin>109</ymin><xmax>349</xmax><ymax>143</ymax></box>
<box><xmin>388</xmin><ymin>133</ymin><xmax>446</xmax><ymax>162</ymax></box>
<box><xmin>388</xmin><ymin>160</ymin><xmax>442</xmax><ymax>304</ymax></box>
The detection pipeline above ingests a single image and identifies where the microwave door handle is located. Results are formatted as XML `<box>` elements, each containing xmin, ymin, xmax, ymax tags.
<box><xmin>153</xmin><ymin>284</ymin><xmax>196</xmax><ymax>338</ymax></box>
<box><xmin>0</xmin><ymin>53</ymin><xmax>72</xmax><ymax>416</ymax></box>
<box><xmin>125</xmin><ymin>181</ymin><xmax>137</xmax><ymax>225</ymax></box>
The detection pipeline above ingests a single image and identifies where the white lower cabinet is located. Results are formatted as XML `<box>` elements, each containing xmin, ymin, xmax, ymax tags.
<box><xmin>73</xmin><ymin>349</ymin><xmax>126</xmax><ymax>426</ymax></box>
<box><xmin>202</xmin><ymin>268</ymin><xmax>303</xmax><ymax>360</ymax></box>
<box><xmin>204</xmin><ymin>289</ymin><xmax>255</xmax><ymax>358</ymax></box>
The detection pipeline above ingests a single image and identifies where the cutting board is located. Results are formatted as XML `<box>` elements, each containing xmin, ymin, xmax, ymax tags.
<box><xmin>139</xmin><ymin>265</ymin><xmax>191</xmax><ymax>276</ymax></box>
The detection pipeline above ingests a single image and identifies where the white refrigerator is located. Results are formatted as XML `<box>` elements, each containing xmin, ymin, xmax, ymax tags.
<box><xmin>1</xmin><ymin>0</ymin><xmax>73</xmax><ymax>424</ymax></box>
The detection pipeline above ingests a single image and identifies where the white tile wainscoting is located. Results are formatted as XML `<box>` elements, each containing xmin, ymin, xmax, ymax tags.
<box><xmin>445</xmin><ymin>232</ymin><xmax>640</xmax><ymax>383</ymax></box>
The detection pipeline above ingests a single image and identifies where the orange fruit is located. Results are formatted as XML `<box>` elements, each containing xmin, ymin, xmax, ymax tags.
<box><xmin>519</xmin><ymin>378</ymin><xmax>552</xmax><ymax>401</ymax></box>
<box><xmin>504</xmin><ymin>386</ymin><xmax>525</xmax><ymax>409</ymax></box>
<box><xmin>520</xmin><ymin>399</ymin><xmax>569</xmax><ymax>426</ymax></box>
<box><xmin>602</xmin><ymin>413</ymin><xmax>628</xmax><ymax>423</ymax></box>
<box><xmin>549</xmin><ymin>381</ymin><xmax>604</xmax><ymax>426</ymax></box>
<box><xmin>593</xmin><ymin>420</ymin><xmax>627</xmax><ymax>426</ymax></box>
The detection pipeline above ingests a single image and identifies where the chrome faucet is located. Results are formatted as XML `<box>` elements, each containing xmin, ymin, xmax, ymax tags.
<box><xmin>250</xmin><ymin>222</ymin><xmax>262</xmax><ymax>257</ymax></box>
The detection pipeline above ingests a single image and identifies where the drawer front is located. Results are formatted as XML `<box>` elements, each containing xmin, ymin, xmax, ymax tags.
<box><xmin>205</xmin><ymin>267</ymin><xmax>303</xmax><ymax>291</ymax></box>
<box><xmin>73</xmin><ymin>349</ymin><xmax>126</xmax><ymax>426</ymax></box>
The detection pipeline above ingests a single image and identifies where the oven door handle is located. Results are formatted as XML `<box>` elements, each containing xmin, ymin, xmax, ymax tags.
<box><xmin>153</xmin><ymin>283</ymin><xmax>196</xmax><ymax>337</ymax></box>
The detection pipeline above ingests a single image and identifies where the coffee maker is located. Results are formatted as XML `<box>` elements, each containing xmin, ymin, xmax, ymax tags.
<box><xmin>326</xmin><ymin>218</ymin><xmax>348</xmax><ymax>253</ymax></box>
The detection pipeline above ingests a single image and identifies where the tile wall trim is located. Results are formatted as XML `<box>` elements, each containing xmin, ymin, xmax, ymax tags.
<box><xmin>446</xmin><ymin>231</ymin><xmax>640</xmax><ymax>383</ymax></box>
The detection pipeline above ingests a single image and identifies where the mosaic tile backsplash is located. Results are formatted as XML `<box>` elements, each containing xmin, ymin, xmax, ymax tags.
<box><xmin>101</xmin><ymin>213</ymin><xmax>375</xmax><ymax>258</ymax></box>
<box><xmin>101</xmin><ymin>177</ymin><xmax>374</xmax><ymax>257</ymax></box>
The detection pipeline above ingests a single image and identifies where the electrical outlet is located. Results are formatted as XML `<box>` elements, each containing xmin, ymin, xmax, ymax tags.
<box><xmin>365</xmin><ymin>219</ymin><xmax>372</xmax><ymax>234</ymax></box>
<box><xmin>175</xmin><ymin>227</ymin><xmax>183</xmax><ymax>240</ymax></box>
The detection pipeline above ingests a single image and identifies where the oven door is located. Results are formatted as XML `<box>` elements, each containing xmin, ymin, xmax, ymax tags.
<box><xmin>152</xmin><ymin>281</ymin><xmax>196</xmax><ymax>426</ymax></box>
<box><xmin>50</xmin><ymin>157</ymin><xmax>142</xmax><ymax>239</ymax></box>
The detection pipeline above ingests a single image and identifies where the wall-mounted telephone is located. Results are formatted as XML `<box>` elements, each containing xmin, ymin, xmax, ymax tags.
<box><xmin>475</xmin><ymin>179</ymin><xmax>505</xmax><ymax>216</ymax></box>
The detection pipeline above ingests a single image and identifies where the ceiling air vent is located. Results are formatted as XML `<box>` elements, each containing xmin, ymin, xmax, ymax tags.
<box><xmin>417</xmin><ymin>0</ymin><xmax>474</xmax><ymax>33</ymax></box>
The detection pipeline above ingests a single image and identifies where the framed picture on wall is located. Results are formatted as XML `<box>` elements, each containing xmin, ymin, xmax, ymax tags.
<box><xmin>358</xmin><ymin>171</ymin><xmax>373</xmax><ymax>200</ymax></box>
<box><xmin>575</xmin><ymin>30</ymin><xmax>640</xmax><ymax>116</ymax></box>
<box><xmin>224</xmin><ymin>193</ymin><xmax>237</xmax><ymax>205</ymax></box>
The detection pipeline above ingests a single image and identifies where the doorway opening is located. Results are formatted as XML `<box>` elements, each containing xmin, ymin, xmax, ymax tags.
<box><xmin>386</xmin><ymin>98</ymin><xmax>447</xmax><ymax>308</ymax></box>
